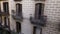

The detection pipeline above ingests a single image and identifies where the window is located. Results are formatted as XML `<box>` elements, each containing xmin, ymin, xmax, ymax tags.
<box><xmin>16</xmin><ymin>3</ymin><xmax>22</xmax><ymax>16</ymax></box>
<box><xmin>3</xmin><ymin>2</ymin><xmax>9</xmax><ymax>12</ymax></box>
<box><xmin>33</xmin><ymin>26</ymin><xmax>36</xmax><ymax>34</ymax></box>
<box><xmin>16</xmin><ymin>22</ymin><xmax>21</xmax><ymax>33</ymax></box>
<box><xmin>4</xmin><ymin>17</ymin><xmax>7</xmax><ymax>26</ymax></box>
<box><xmin>14</xmin><ymin>0</ymin><xmax>22</xmax><ymax>1</ymax></box>
<box><xmin>0</xmin><ymin>16</ymin><xmax>2</xmax><ymax>25</ymax></box>
<box><xmin>35</xmin><ymin>0</ymin><xmax>45</xmax><ymax>1</ymax></box>
<box><xmin>35</xmin><ymin>3</ymin><xmax>44</xmax><ymax>19</ymax></box>
<box><xmin>8</xmin><ymin>18</ymin><xmax>10</xmax><ymax>28</ymax></box>
<box><xmin>4</xmin><ymin>17</ymin><xmax>9</xmax><ymax>27</ymax></box>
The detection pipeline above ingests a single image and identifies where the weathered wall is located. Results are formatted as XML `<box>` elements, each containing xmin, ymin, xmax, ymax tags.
<box><xmin>43</xmin><ymin>0</ymin><xmax>60</xmax><ymax>34</ymax></box>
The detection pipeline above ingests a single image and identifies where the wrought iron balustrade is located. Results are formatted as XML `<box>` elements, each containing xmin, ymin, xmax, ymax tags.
<box><xmin>30</xmin><ymin>15</ymin><xmax>47</xmax><ymax>26</ymax></box>
<box><xmin>12</xmin><ymin>10</ymin><xmax>23</xmax><ymax>21</ymax></box>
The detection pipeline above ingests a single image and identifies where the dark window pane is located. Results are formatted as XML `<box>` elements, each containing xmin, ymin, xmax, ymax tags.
<box><xmin>4</xmin><ymin>17</ymin><xmax>7</xmax><ymax>26</ymax></box>
<box><xmin>8</xmin><ymin>18</ymin><xmax>10</xmax><ymax>29</ymax></box>
<box><xmin>33</xmin><ymin>26</ymin><xmax>36</xmax><ymax>34</ymax></box>
<box><xmin>16</xmin><ymin>3</ymin><xmax>22</xmax><ymax>16</ymax></box>
<box><xmin>16</xmin><ymin>22</ymin><xmax>21</xmax><ymax>33</ymax></box>
<box><xmin>3</xmin><ymin>2</ymin><xmax>9</xmax><ymax>12</ymax></box>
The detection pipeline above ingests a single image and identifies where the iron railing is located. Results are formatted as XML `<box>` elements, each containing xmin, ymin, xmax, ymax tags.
<box><xmin>12</xmin><ymin>10</ymin><xmax>23</xmax><ymax>21</ymax></box>
<box><xmin>30</xmin><ymin>15</ymin><xmax>47</xmax><ymax>26</ymax></box>
<box><xmin>0</xmin><ymin>11</ymin><xmax>9</xmax><ymax>16</ymax></box>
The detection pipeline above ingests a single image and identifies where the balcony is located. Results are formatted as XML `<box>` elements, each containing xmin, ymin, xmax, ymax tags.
<box><xmin>12</xmin><ymin>10</ymin><xmax>23</xmax><ymax>21</ymax></box>
<box><xmin>12</xmin><ymin>15</ymin><xmax>23</xmax><ymax>21</ymax></box>
<box><xmin>0</xmin><ymin>11</ymin><xmax>9</xmax><ymax>16</ymax></box>
<box><xmin>30</xmin><ymin>15</ymin><xmax>47</xmax><ymax>26</ymax></box>
<box><xmin>2</xmin><ymin>12</ymin><xmax>9</xmax><ymax>16</ymax></box>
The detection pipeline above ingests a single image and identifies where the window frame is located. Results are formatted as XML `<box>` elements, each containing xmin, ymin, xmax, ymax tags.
<box><xmin>3</xmin><ymin>2</ymin><xmax>9</xmax><ymax>12</ymax></box>
<box><xmin>16</xmin><ymin>3</ymin><xmax>22</xmax><ymax>16</ymax></box>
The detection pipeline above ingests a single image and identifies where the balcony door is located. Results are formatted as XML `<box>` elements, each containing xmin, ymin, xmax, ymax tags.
<box><xmin>3</xmin><ymin>2</ymin><xmax>9</xmax><ymax>12</ymax></box>
<box><xmin>16</xmin><ymin>22</ymin><xmax>21</xmax><ymax>33</ymax></box>
<box><xmin>33</xmin><ymin>26</ymin><xmax>41</xmax><ymax>34</ymax></box>
<box><xmin>16</xmin><ymin>3</ymin><xmax>22</xmax><ymax>16</ymax></box>
<box><xmin>35</xmin><ymin>3</ymin><xmax>44</xmax><ymax>19</ymax></box>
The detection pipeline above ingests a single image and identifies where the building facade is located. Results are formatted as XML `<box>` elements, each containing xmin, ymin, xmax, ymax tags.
<box><xmin>0</xmin><ymin>0</ymin><xmax>60</xmax><ymax>34</ymax></box>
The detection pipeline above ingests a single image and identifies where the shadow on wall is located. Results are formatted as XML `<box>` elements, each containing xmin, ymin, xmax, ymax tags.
<box><xmin>57</xmin><ymin>19</ymin><xmax>60</xmax><ymax>31</ymax></box>
<box><xmin>58</xmin><ymin>22</ymin><xmax>60</xmax><ymax>31</ymax></box>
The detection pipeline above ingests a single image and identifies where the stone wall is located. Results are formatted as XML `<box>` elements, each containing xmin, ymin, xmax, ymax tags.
<box><xmin>43</xmin><ymin>0</ymin><xmax>60</xmax><ymax>34</ymax></box>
